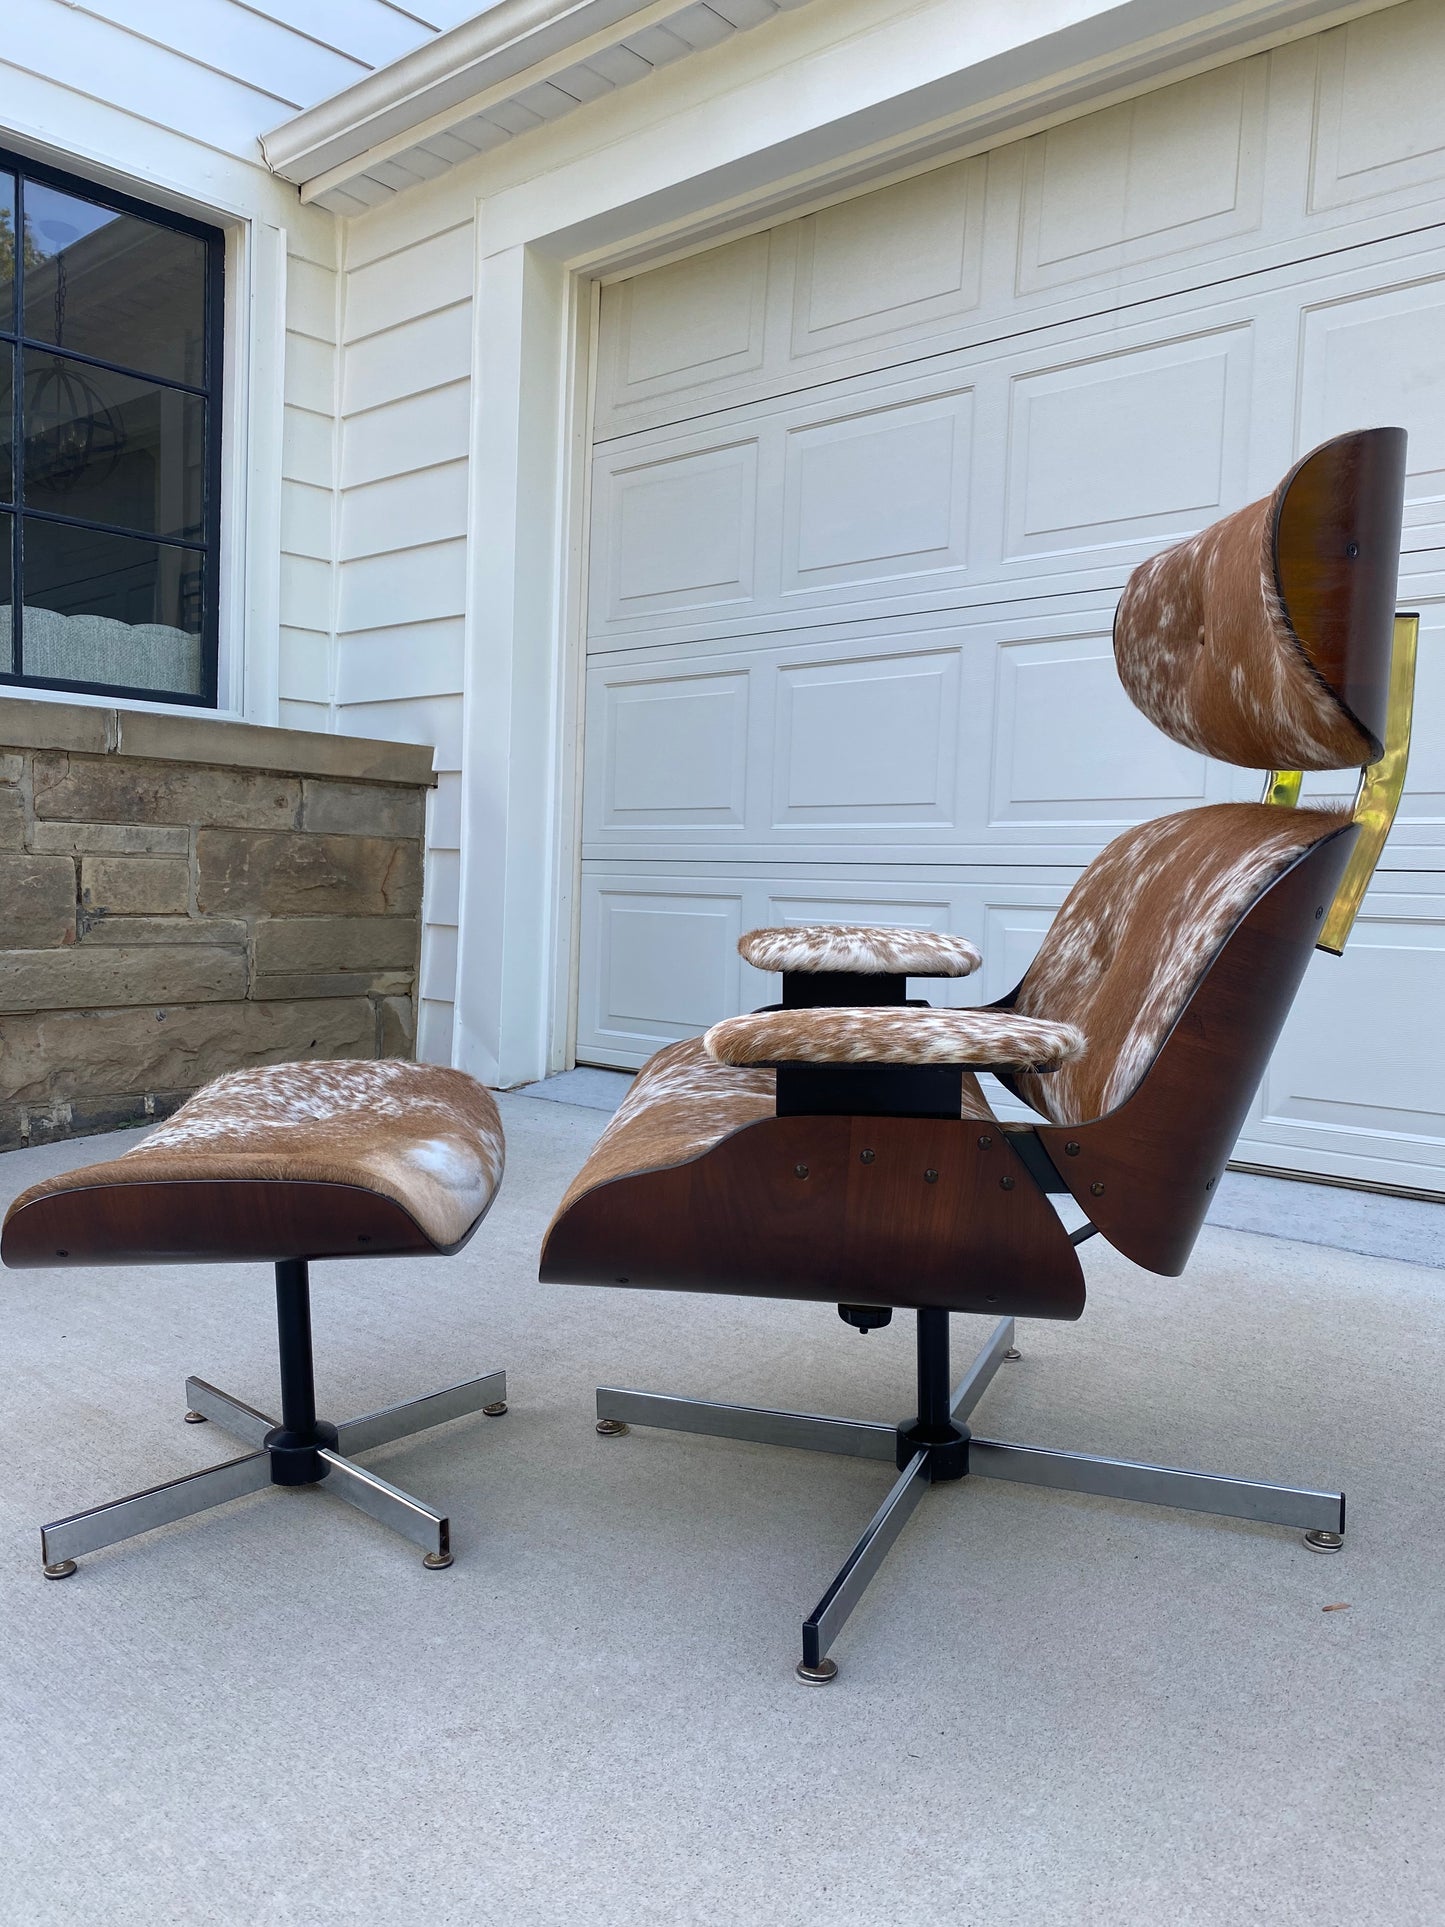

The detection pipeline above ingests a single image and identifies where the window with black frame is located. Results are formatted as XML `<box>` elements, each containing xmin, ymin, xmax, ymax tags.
<box><xmin>0</xmin><ymin>153</ymin><xmax>223</xmax><ymax>706</ymax></box>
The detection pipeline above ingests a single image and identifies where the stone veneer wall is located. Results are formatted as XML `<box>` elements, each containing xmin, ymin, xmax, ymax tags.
<box><xmin>0</xmin><ymin>696</ymin><xmax>435</xmax><ymax>1151</ymax></box>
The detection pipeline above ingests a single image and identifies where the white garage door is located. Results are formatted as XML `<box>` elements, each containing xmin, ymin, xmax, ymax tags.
<box><xmin>577</xmin><ymin>0</ymin><xmax>1445</xmax><ymax>1194</ymax></box>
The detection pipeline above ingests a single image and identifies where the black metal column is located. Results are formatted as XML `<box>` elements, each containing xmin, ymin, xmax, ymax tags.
<box><xmin>916</xmin><ymin>1308</ymin><xmax>951</xmax><ymax>1435</ymax></box>
<box><xmin>266</xmin><ymin>1259</ymin><xmax>337</xmax><ymax>1482</ymax></box>
<box><xmin>896</xmin><ymin>1308</ymin><xmax>968</xmax><ymax>1477</ymax></box>
<box><xmin>275</xmin><ymin>1259</ymin><xmax>318</xmax><ymax>1436</ymax></box>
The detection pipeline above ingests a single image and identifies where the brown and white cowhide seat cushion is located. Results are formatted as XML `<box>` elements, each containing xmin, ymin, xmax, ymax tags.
<box><xmin>739</xmin><ymin>924</ymin><xmax>982</xmax><ymax>977</ymax></box>
<box><xmin>7</xmin><ymin>1060</ymin><xmax>505</xmax><ymax>1253</ymax></box>
<box><xmin>548</xmin><ymin>1036</ymin><xmax>1002</xmax><ymax>1228</ymax></box>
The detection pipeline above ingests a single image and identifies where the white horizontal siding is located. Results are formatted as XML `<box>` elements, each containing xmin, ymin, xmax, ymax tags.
<box><xmin>1</xmin><ymin>0</ymin><xmax>462</xmax><ymax>163</ymax></box>
<box><xmin>279</xmin><ymin>225</ymin><xmax>340</xmax><ymax>725</ymax></box>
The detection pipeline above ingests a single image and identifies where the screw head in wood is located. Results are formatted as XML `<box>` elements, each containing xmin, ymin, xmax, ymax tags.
<box><xmin>1064</xmin><ymin>1142</ymin><xmax>1080</xmax><ymax>1156</ymax></box>
<box><xmin>977</xmin><ymin>1134</ymin><xmax>992</xmax><ymax>1149</ymax></box>
<box><xmin>795</xmin><ymin>1163</ymin><xmax>810</xmax><ymax>1179</ymax></box>
<box><xmin>859</xmin><ymin>1149</ymin><xmax>875</xmax><ymax>1164</ymax></box>
<box><xmin>1000</xmin><ymin>1175</ymin><xmax>1015</xmax><ymax>1190</ymax></box>
<box><xmin>1090</xmin><ymin>1181</ymin><xmax>1105</xmax><ymax>1196</ymax></box>
<box><xmin>924</xmin><ymin>1169</ymin><xmax>938</xmax><ymax>1183</ymax></box>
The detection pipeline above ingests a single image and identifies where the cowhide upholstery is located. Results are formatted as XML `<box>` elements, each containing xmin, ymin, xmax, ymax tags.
<box><xmin>704</xmin><ymin>1006</ymin><xmax>1083</xmax><ymax>1072</ymax></box>
<box><xmin>1114</xmin><ymin>455</ymin><xmax>1379</xmax><ymax>771</ymax></box>
<box><xmin>549</xmin><ymin>1037</ymin><xmax>999</xmax><ymax>1224</ymax></box>
<box><xmin>7</xmin><ymin>1060</ymin><xmax>505</xmax><ymax>1252</ymax></box>
<box><xmin>1009</xmin><ymin>801</ymin><xmax>1352</xmax><ymax>1126</ymax></box>
<box><xmin>739</xmin><ymin>925</ymin><xmax>982</xmax><ymax>977</ymax></box>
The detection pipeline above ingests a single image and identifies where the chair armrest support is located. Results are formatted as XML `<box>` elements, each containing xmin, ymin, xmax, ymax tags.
<box><xmin>703</xmin><ymin>1006</ymin><xmax>1084</xmax><ymax>1074</ymax></box>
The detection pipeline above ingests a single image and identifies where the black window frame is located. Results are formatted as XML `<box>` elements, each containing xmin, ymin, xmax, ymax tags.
<box><xmin>0</xmin><ymin>145</ymin><xmax>225</xmax><ymax>709</ymax></box>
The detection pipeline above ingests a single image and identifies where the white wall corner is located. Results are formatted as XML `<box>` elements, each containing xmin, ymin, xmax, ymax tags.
<box><xmin>452</xmin><ymin>238</ymin><xmax>572</xmax><ymax>1086</ymax></box>
<box><xmin>238</xmin><ymin>220</ymin><xmax>287</xmax><ymax>724</ymax></box>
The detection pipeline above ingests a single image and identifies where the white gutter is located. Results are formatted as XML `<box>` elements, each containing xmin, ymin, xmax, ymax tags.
<box><xmin>261</xmin><ymin>0</ymin><xmax>667</xmax><ymax>185</ymax></box>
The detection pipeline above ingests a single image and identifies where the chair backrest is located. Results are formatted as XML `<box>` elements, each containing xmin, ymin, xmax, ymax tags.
<box><xmin>1004</xmin><ymin>428</ymin><xmax>1406</xmax><ymax>1160</ymax></box>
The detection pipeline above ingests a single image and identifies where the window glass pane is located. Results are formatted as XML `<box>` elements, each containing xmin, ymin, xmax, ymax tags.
<box><xmin>23</xmin><ymin>183</ymin><xmax>206</xmax><ymax>386</ymax></box>
<box><xmin>0</xmin><ymin>510</ymin><xmax>12</xmax><ymax>672</ymax></box>
<box><xmin>0</xmin><ymin>341</ymin><xmax>11</xmax><ymax>506</ymax></box>
<box><xmin>23</xmin><ymin>349</ymin><xmax>204</xmax><ymax>539</ymax></box>
<box><xmin>21</xmin><ymin>517</ymin><xmax>203</xmax><ymax>696</ymax></box>
<box><xmin>0</xmin><ymin>174</ymin><xmax>15</xmax><ymax>332</ymax></box>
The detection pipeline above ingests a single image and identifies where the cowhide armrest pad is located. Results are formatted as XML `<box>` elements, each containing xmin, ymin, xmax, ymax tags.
<box><xmin>739</xmin><ymin>924</ymin><xmax>981</xmax><ymax>977</ymax></box>
<box><xmin>703</xmin><ymin>1007</ymin><xmax>1084</xmax><ymax>1071</ymax></box>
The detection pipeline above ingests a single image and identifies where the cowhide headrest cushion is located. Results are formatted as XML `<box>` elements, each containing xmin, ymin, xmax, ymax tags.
<box><xmin>739</xmin><ymin>925</ymin><xmax>982</xmax><ymax>978</ymax></box>
<box><xmin>1114</xmin><ymin>427</ymin><xmax>1405</xmax><ymax>771</ymax></box>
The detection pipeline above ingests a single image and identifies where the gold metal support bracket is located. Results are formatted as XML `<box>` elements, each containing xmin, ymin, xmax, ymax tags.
<box><xmin>1262</xmin><ymin>770</ymin><xmax>1303</xmax><ymax>807</ymax></box>
<box><xmin>1261</xmin><ymin>614</ymin><xmax>1419</xmax><ymax>955</ymax></box>
<box><xmin>1320</xmin><ymin>612</ymin><xmax>1418</xmax><ymax>954</ymax></box>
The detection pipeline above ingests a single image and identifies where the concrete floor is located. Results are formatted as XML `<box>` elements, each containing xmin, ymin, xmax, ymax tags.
<box><xmin>2</xmin><ymin>1092</ymin><xmax>1443</xmax><ymax>1926</ymax></box>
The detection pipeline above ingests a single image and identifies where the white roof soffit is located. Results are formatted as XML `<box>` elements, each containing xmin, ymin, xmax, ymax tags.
<box><xmin>261</xmin><ymin>0</ymin><xmax>816</xmax><ymax>213</ymax></box>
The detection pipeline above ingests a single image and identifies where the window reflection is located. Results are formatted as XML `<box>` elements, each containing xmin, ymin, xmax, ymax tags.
<box><xmin>23</xmin><ymin>184</ymin><xmax>207</xmax><ymax>387</ymax></box>
<box><xmin>0</xmin><ymin>154</ymin><xmax>221</xmax><ymax>703</ymax></box>
<box><xmin>20</xmin><ymin>519</ymin><xmax>202</xmax><ymax>695</ymax></box>
<box><xmin>0</xmin><ymin>174</ymin><xmax>15</xmax><ymax>331</ymax></box>
<box><xmin>23</xmin><ymin>351</ymin><xmax>205</xmax><ymax>540</ymax></box>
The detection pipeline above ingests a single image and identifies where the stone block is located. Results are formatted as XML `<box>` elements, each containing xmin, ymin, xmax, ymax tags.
<box><xmin>0</xmin><ymin>1108</ymin><xmax>23</xmax><ymax>1153</ymax></box>
<box><xmin>27</xmin><ymin>1094</ymin><xmax>152</xmax><ymax>1144</ymax></box>
<box><xmin>81</xmin><ymin>859</ymin><xmax>190</xmax><ymax>917</ymax></box>
<box><xmin>0</xmin><ymin>694</ymin><xmax>112</xmax><ymax>753</ymax></box>
<box><xmin>196</xmin><ymin>830</ymin><xmax>422</xmax><ymax>917</ymax></box>
<box><xmin>32</xmin><ymin>752</ymin><xmax>300</xmax><ymax>830</ymax></box>
<box><xmin>33</xmin><ymin>820</ymin><xmax>190</xmax><ymax>855</ymax></box>
<box><xmin>379</xmin><ymin>995</ymin><xmax>416</xmax><ymax>1059</ymax></box>
<box><xmin>301</xmin><ymin>778</ymin><xmax>425</xmax><ymax>839</ymax></box>
<box><xmin>116</xmin><ymin>711</ymin><xmax>435</xmax><ymax>786</ymax></box>
<box><xmin>81</xmin><ymin>855</ymin><xmax>191</xmax><ymax>916</ymax></box>
<box><xmin>252</xmin><ymin>970</ymin><xmax>412</xmax><ymax>1001</ymax></box>
<box><xmin>0</xmin><ymin>945</ymin><xmax>248</xmax><ymax>1012</ymax></box>
<box><xmin>0</xmin><ymin>787</ymin><xmax>23</xmax><ymax>850</ymax></box>
<box><xmin>0</xmin><ymin>998</ymin><xmax>377</xmax><ymax>1104</ymax></box>
<box><xmin>0</xmin><ymin>853</ymin><xmax>76</xmax><ymax>949</ymax></box>
<box><xmin>253</xmin><ymin>917</ymin><xmax>419</xmax><ymax>974</ymax></box>
<box><xmin>0</xmin><ymin>752</ymin><xmax>24</xmax><ymax>784</ymax></box>
<box><xmin>79</xmin><ymin>914</ymin><xmax>249</xmax><ymax>946</ymax></box>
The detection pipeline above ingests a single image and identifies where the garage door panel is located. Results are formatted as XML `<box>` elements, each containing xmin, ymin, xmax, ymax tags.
<box><xmin>577</xmin><ymin>883</ymin><xmax>745</xmax><ymax>1060</ymax></box>
<box><xmin>1298</xmin><ymin>275</ymin><xmax>1445</xmax><ymax>539</ymax></box>
<box><xmin>789</xmin><ymin>155</ymin><xmax>986</xmax><ymax>359</ymax></box>
<box><xmin>1234</xmin><ymin>887</ymin><xmax>1445</xmax><ymax>1185</ymax></box>
<box><xmin>595</xmin><ymin>230</ymin><xmax>771</xmax><ymax>421</ymax></box>
<box><xmin>1310</xmin><ymin>2</ymin><xmax>1445</xmax><ymax>219</ymax></box>
<box><xmin>1004</xmin><ymin>326</ymin><xmax>1251</xmax><ymax>557</ymax></box>
<box><xmin>596</xmin><ymin>436</ymin><xmax>760</xmax><ymax>624</ymax></box>
<box><xmin>772</xmin><ymin>648</ymin><xmax>962</xmax><ymax>829</ymax></box>
<box><xmin>781</xmin><ymin>387</ymin><xmax>972</xmax><ymax>594</ymax></box>
<box><xmin>592</xmin><ymin>669</ymin><xmax>751</xmax><ymax>829</ymax></box>
<box><xmin>1017</xmin><ymin>58</ymin><xmax>1268</xmax><ymax>295</ymax></box>
<box><xmin>990</xmin><ymin>631</ymin><xmax>1210</xmax><ymax>827</ymax></box>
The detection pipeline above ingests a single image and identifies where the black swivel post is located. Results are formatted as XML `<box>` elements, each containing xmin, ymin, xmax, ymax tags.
<box><xmin>265</xmin><ymin>1259</ymin><xmax>338</xmax><ymax>1483</ymax></box>
<box><xmin>896</xmin><ymin>1307</ymin><xmax>969</xmax><ymax>1479</ymax></box>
